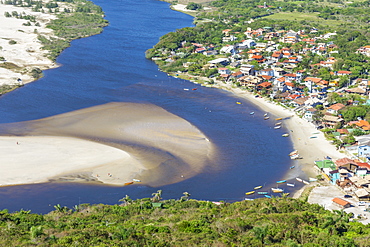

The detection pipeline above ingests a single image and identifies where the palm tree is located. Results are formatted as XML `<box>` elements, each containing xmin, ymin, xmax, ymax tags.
<box><xmin>180</xmin><ymin>192</ymin><xmax>191</xmax><ymax>202</ymax></box>
<box><xmin>151</xmin><ymin>190</ymin><xmax>162</xmax><ymax>202</ymax></box>
<box><xmin>119</xmin><ymin>195</ymin><xmax>132</xmax><ymax>205</ymax></box>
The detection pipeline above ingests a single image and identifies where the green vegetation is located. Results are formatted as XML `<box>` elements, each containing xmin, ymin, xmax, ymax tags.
<box><xmin>0</xmin><ymin>196</ymin><xmax>369</xmax><ymax>246</ymax></box>
<box><xmin>0</xmin><ymin>84</ymin><xmax>23</xmax><ymax>96</ymax></box>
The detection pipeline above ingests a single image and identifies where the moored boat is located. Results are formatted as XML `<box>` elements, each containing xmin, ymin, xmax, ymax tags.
<box><xmin>282</xmin><ymin>133</ymin><xmax>289</xmax><ymax>137</ymax></box>
<box><xmin>271</xmin><ymin>188</ymin><xmax>284</xmax><ymax>193</ymax></box>
<box><xmin>274</xmin><ymin>126</ymin><xmax>281</xmax><ymax>129</ymax></box>
<box><xmin>287</xmin><ymin>183</ymin><xmax>295</xmax><ymax>187</ymax></box>
<box><xmin>265</xmin><ymin>195</ymin><xmax>272</xmax><ymax>198</ymax></box>
<box><xmin>276</xmin><ymin>180</ymin><xmax>287</xmax><ymax>184</ymax></box>
<box><xmin>296</xmin><ymin>177</ymin><xmax>303</xmax><ymax>182</ymax></box>
<box><xmin>290</xmin><ymin>165</ymin><xmax>295</xmax><ymax>169</ymax></box>
<box><xmin>302</xmin><ymin>180</ymin><xmax>310</xmax><ymax>185</ymax></box>
<box><xmin>132</xmin><ymin>179</ymin><xmax>141</xmax><ymax>182</ymax></box>
<box><xmin>124</xmin><ymin>182</ymin><xmax>134</xmax><ymax>186</ymax></box>
<box><xmin>309</xmin><ymin>177</ymin><xmax>317</xmax><ymax>182</ymax></box>
<box><xmin>289</xmin><ymin>150</ymin><xmax>298</xmax><ymax>156</ymax></box>
<box><xmin>264</xmin><ymin>113</ymin><xmax>268</xmax><ymax>117</ymax></box>
<box><xmin>250</xmin><ymin>112</ymin><xmax>255</xmax><ymax>115</ymax></box>
<box><xmin>290</xmin><ymin>154</ymin><xmax>300</xmax><ymax>160</ymax></box>
<box><xmin>264</xmin><ymin>116</ymin><xmax>269</xmax><ymax>120</ymax></box>
<box><xmin>258</xmin><ymin>191</ymin><xmax>268</xmax><ymax>194</ymax></box>
<box><xmin>275</xmin><ymin>117</ymin><xmax>283</xmax><ymax>120</ymax></box>
<box><xmin>245</xmin><ymin>191</ymin><xmax>255</xmax><ymax>195</ymax></box>
<box><xmin>236</xmin><ymin>101</ymin><xmax>242</xmax><ymax>104</ymax></box>
<box><xmin>275</xmin><ymin>122</ymin><xmax>282</xmax><ymax>126</ymax></box>
<box><xmin>254</xmin><ymin>186</ymin><xmax>263</xmax><ymax>190</ymax></box>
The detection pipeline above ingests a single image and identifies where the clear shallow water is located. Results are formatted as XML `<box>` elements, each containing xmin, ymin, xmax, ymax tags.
<box><xmin>0</xmin><ymin>0</ymin><xmax>299</xmax><ymax>213</ymax></box>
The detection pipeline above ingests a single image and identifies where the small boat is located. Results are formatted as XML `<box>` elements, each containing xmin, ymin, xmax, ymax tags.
<box><xmin>290</xmin><ymin>166</ymin><xmax>295</xmax><ymax>169</ymax></box>
<box><xmin>309</xmin><ymin>177</ymin><xmax>317</xmax><ymax>182</ymax></box>
<box><xmin>236</xmin><ymin>101</ymin><xmax>242</xmax><ymax>104</ymax></box>
<box><xmin>302</xmin><ymin>180</ymin><xmax>310</xmax><ymax>185</ymax></box>
<box><xmin>296</xmin><ymin>177</ymin><xmax>303</xmax><ymax>182</ymax></box>
<box><xmin>264</xmin><ymin>195</ymin><xmax>272</xmax><ymax>198</ymax></box>
<box><xmin>254</xmin><ymin>186</ymin><xmax>263</xmax><ymax>190</ymax></box>
<box><xmin>282</xmin><ymin>133</ymin><xmax>289</xmax><ymax>137</ymax></box>
<box><xmin>325</xmin><ymin>156</ymin><xmax>332</xmax><ymax>160</ymax></box>
<box><xmin>183</xmin><ymin>88</ymin><xmax>189</xmax><ymax>91</ymax></box>
<box><xmin>264</xmin><ymin>117</ymin><xmax>270</xmax><ymax>120</ymax></box>
<box><xmin>132</xmin><ymin>179</ymin><xmax>141</xmax><ymax>182</ymax></box>
<box><xmin>275</xmin><ymin>122</ymin><xmax>282</xmax><ymax>126</ymax></box>
<box><xmin>289</xmin><ymin>150</ymin><xmax>298</xmax><ymax>156</ymax></box>
<box><xmin>264</xmin><ymin>113</ymin><xmax>268</xmax><ymax>117</ymax></box>
<box><xmin>192</xmin><ymin>88</ymin><xmax>197</xmax><ymax>91</ymax></box>
<box><xmin>287</xmin><ymin>183</ymin><xmax>295</xmax><ymax>187</ymax></box>
<box><xmin>290</xmin><ymin>154</ymin><xmax>300</xmax><ymax>160</ymax></box>
<box><xmin>274</xmin><ymin>126</ymin><xmax>281</xmax><ymax>129</ymax></box>
<box><xmin>245</xmin><ymin>191</ymin><xmax>255</xmax><ymax>195</ymax></box>
<box><xmin>244</xmin><ymin>198</ymin><xmax>254</xmax><ymax>201</ymax></box>
<box><xmin>310</xmin><ymin>136</ymin><xmax>317</xmax><ymax>139</ymax></box>
<box><xmin>124</xmin><ymin>182</ymin><xmax>134</xmax><ymax>186</ymax></box>
<box><xmin>275</xmin><ymin>117</ymin><xmax>283</xmax><ymax>120</ymax></box>
<box><xmin>250</xmin><ymin>112</ymin><xmax>255</xmax><ymax>115</ymax></box>
<box><xmin>271</xmin><ymin>188</ymin><xmax>284</xmax><ymax>193</ymax></box>
<box><xmin>276</xmin><ymin>180</ymin><xmax>287</xmax><ymax>184</ymax></box>
<box><xmin>258</xmin><ymin>191</ymin><xmax>268</xmax><ymax>194</ymax></box>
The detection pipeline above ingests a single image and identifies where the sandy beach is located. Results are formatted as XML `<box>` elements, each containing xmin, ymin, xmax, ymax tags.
<box><xmin>0</xmin><ymin>102</ymin><xmax>215</xmax><ymax>187</ymax></box>
<box><xmin>204</xmin><ymin>82</ymin><xmax>346</xmax><ymax>180</ymax></box>
<box><xmin>0</xmin><ymin>2</ymin><xmax>57</xmax><ymax>86</ymax></box>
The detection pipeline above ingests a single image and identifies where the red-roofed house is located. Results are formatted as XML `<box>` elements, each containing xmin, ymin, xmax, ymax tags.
<box><xmin>218</xmin><ymin>68</ymin><xmax>231</xmax><ymax>75</ymax></box>
<box><xmin>257</xmin><ymin>82</ymin><xmax>272</xmax><ymax>89</ymax></box>
<box><xmin>332</xmin><ymin>198</ymin><xmax>351</xmax><ymax>209</ymax></box>
<box><xmin>336</xmin><ymin>71</ymin><xmax>352</xmax><ymax>76</ymax></box>
<box><xmin>327</xmin><ymin>103</ymin><xmax>345</xmax><ymax>115</ymax></box>
<box><xmin>335</xmin><ymin>158</ymin><xmax>358</xmax><ymax>172</ymax></box>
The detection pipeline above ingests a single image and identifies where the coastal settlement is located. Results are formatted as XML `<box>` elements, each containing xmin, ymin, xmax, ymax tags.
<box><xmin>148</xmin><ymin>2</ymin><xmax>370</xmax><ymax>217</ymax></box>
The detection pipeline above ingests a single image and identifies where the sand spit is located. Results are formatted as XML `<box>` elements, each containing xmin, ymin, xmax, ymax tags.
<box><xmin>0</xmin><ymin>102</ymin><xmax>215</xmax><ymax>187</ymax></box>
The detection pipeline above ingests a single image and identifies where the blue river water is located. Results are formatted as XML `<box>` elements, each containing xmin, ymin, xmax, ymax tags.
<box><xmin>0</xmin><ymin>0</ymin><xmax>299</xmax><ymax>213</ymax></box>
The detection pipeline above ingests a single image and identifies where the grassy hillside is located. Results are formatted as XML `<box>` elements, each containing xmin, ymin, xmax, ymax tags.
<box><xmin>0</xmin><ymin>197</ymin><xmax>369</xmax><ymax>246</ymax></box>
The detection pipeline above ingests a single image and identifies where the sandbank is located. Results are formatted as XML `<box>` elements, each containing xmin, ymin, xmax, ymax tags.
<box><xmin>0</xmin><ymin>102</ymin><xmax>215</xmax><ymax>187</ymax></box>
<box><xmin>0</xmin><ymin>2</ymin><xmax>58</xmax><ymax>86</ymax></box>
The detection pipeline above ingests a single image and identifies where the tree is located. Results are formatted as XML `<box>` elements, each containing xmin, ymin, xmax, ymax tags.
<box><xmin>119</xmin><ymin>195</ymin><xmax>132</xmax><ymax>205</ymax></box>
<box><xmin>180</xmin><ymin>192</ymin><xmax>191</xmax><ymax>202</ymax></box>
<box><xmin>151</xmin><ymin>190</ymin><xmax>162</xmax><ymax>202</ymax></box>
<box><xmin>186</xmin><ymin>2</ymin><xmax>202</xmax><ymax>10</ymax></box>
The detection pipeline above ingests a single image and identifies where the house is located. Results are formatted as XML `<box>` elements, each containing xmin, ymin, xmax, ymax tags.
<box><xmin>358</xmin><ymin>145</ymin><xmax>370</xmax><ymax>159</ymax></box>
<box><xmin>322</xmin><ymin>115</ymin><xmax>343</xmax><ymax>127</ymax></box>
<box><xmin>220</xmin><ymin>45</ymin><xmax>235</xmax><ymax>54</ymax></box>
<box><xmin>354</xmin><ymin>188</ymin><xmax>370</xmax><ymax>201</ymax></box>
<box><xmin>241</xmin><ymin>39</ymin><xmax>256</xmax><ymax>48</ymax></box>
<box><xmin>259</xmin><ymin>68</ymin><xmax>274</xmax><ymax>77</ymax></box>
<box><xmin>240</xmin><ymin>64</ymin><xmax>255</xmax><ymax>75</ymax></box>
<box><xmin>326</xmin><ymin>103</ymin><xmax>345</xmax><ymax>115</ymax></box>
<box><xmin>218</xmin><ymin>67</ymin><xmax>231</xmax><ymax>75</ymax></box>
<box><xmin>280</xmin><ymin>31</ymin><xmax>299</xmax><ymax>44</ymax></box>
<box><xmin>208</xmin><ymin>58</ymin><xmax>229</xmax><ymax>66</ymax></box>
<box><xmin>332</xmin><ymin>198</ymin><xmax>351</xmax><ymax>209</ymax></box>
<box><xmin>356</xmin><ymin>45</ymin><xmax>370</xmax><ymax>57</ymax></box>
<box><xmin>335</xmin><ymin>157</ymin><xmax>358</xmax><ymax>172</ymax></box>
<box><xmin>336</xmin><ymin>71</ymin><xmax>352</xmax><ymax>76</ymax></box>
<box><xmin>203</xmin><ymin>50</ymin><xmax>218</xmax><ymax>56</ymax></box>
<box><xmin>303</xmin><ymin>108</ymin><xmax>317</xmax><ymax>122</ymax></box>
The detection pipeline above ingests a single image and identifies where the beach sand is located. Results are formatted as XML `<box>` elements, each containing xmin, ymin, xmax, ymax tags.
<box><xmin>0</xmin><ymin>102</ymin><xmax>215</xmax><ymax>187</ymax></box>
<box><xmin>206</xmin><ymin>83</ymin><xmax>346</xmax><ymax>180</ymax></box>
<box><xmin>0</xmin><ymin>2</ymin><xmax>57</xmax><ymax>86</ymax></box>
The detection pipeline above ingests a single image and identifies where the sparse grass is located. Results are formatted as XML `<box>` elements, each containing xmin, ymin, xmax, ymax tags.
<box><xmin>0</xmin><ymin>62</ymin><xmax>21</xmax><ymax>70</ymax></box>
<box><xmin>263</xmin><ymin>11</ymin><xmax>344</xmax><ymax>27</ymax></box>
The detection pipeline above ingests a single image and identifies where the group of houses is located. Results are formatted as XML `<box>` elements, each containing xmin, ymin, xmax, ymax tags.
<box><xmin>183</xmin><ymin>27</ymin><xmax>370</xmax><ymax>203</ymax></box>
<box><xmin>315</xmin><ymin>157</ymin><xmax>370</xmax><ymax>202</ymax></box>
<box><xmin>173</xmin><ymin>27</ymin><xmax>370</xmax><ymax>130</ymax></box>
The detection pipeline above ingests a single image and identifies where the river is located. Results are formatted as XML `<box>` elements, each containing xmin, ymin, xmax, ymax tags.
<box><xmin>0</xmin><ymin>0</ymin><xmax>298</xmax><ymax>213</ymax></box>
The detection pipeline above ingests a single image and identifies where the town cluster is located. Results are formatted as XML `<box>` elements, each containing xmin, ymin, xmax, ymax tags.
<box><xmin>157</xmin><ymin>26</ymin><xmax>370</xmax><ymax>202</ymax></box>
